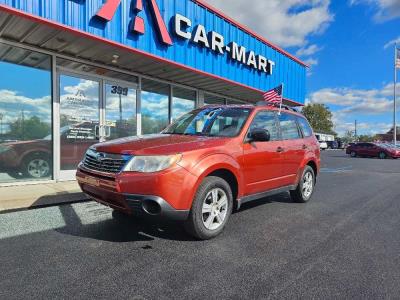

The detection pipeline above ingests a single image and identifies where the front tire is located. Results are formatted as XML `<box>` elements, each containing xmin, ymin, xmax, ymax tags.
<box><xmin>378</xmin><ymin>152</ymin><xmax>387</xmax><ymax>159</ymax></box>
<box><xmin>290</xmin><ymin>166</ymin><xmax>315</xmax><ymax>203</ymax></box>
<box><xmin>184</xmin><ymin>176</ymin><xmax>233</xmax><ymax>240</ymax></box>
<box><xmin>350</xmin><ymin>151</ymin><xmax>357</xmax><ymax>157</ymax></box>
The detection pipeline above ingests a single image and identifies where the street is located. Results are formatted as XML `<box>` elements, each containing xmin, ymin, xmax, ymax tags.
<box><xmin>1</xmin><ymin>151</ymin><xmax>400</xmax><ymax>299</ymax></box>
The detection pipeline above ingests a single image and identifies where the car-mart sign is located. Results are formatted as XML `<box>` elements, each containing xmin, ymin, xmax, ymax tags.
<box><xmin>95</xmin><ymin>0</ymin><xmax>275</xmax><ymax>75</ymax></box>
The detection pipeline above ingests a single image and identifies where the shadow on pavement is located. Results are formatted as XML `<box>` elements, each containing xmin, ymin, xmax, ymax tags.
<box><xmin>55</xmin><ymin>192</ymin><xmax>295</xmax><ymax>243</ymax></box>
<box><xmin>55</xmin><ymin>204</ymin><xmax>195</xmax><ymax>243</ymax></box>
<box><xmin>237</xmin><ymin>192</ymin><xmax>294</xmax><ymax>213</ymax></box>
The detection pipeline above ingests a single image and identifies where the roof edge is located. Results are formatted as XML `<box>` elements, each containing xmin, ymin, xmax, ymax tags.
<box><xmin>193</xmin><ymin>0</ymin><xmax>308</xmax><ymax>68</ymax></box>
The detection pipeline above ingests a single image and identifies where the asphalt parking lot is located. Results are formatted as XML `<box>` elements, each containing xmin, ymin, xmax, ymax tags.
<box><xmin>1</xmin><ymin>151</ymin><xmax>400</xmax><ymax>299</ymax></box>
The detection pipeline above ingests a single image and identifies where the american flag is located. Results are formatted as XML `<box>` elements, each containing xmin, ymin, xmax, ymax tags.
<box><xmin>263</xmin><ymin>84</ymin><xmax>283</xmax><ymax>104</ymax></box>
<box><xmin>396</xmin><ymin>47</ymin><xmax>400</xmax><ymax>69</ymax></box>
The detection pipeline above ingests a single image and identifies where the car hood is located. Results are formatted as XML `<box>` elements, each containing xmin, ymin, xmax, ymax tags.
<box><xmin>92</xmin><ymin>134</ymin><xmax>230</xmax><ymax>155</ymax></box>
<box><xmin>1</xmin><ymin>139</ymin><xmax>50</xmax><ymax>147</ymax></box>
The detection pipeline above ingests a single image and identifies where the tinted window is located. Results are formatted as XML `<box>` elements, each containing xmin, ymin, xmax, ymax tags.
<box><xmin>297</xmin><ymin>117</ymin><xmax>313</xmax><ymax>137</ymax></box>
<box><xmin>279</xmin><ymin>113</ymin><xmax>301</xmax><ymax>140</ymax></box>
<box><xmin>248</xmin><ymin>111</ymin><xmax>279</xmax><ymax>141</ymax></box>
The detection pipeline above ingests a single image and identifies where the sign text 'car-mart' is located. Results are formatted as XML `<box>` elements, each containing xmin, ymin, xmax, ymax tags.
<box><xmin>94</xmin><ymin>0</ymin><xmax>276</xmax><ymax>75</ymax></box>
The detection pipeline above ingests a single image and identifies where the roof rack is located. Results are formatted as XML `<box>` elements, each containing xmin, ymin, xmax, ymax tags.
<box><xmin>255</xmin><ymin>101</ymin><xmax>300</xmax><ymax>113</ymax></box>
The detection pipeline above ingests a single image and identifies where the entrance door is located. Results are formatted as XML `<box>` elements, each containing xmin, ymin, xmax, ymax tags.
<box><xmin>57</xmin><ymin>72</ymin><xmax>138</xmax><ymax>180</ymax></box>
<box><xmin>59</xmin><ymin>73</ymin><xmax>101</xmax><ymax>180</ymax></box>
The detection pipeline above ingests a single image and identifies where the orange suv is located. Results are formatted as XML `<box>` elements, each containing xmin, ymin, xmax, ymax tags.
<box><xmin>76</xmin><ymin>104</ymin><xmax>320</xmax><ymax>239</ymax></box>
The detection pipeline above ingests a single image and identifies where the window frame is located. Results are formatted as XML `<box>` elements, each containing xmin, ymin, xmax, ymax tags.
<box><xmin>244</xmin><ymin>110</ymin><xmax>281</xmax><ymax>143</ymax></box>
<box><xmin>296</xmin><ymin>116</ymin><xmax>313</xmax><ymax>138</ymax></box>
<box><xmin>278</xmin><ymin>112</ymin><xmax>303</xmax><ymax>141</ymax></box>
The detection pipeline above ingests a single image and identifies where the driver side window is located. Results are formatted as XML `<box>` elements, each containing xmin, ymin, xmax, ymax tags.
<box><xmin>249</xmin><ymin>111</ymin><xmax>279</xmax><ymax>141</ymax></box>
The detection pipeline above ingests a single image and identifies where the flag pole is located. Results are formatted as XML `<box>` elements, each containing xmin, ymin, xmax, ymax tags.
<box><xmin>394</xmin><ymin>43</ymin><xmax>398</xmax><ymax>145</ymax></box>
<box><xmin>279</xmin><ymin>83</ymin><xmax>284</xmax><ymax>115</ymax></box>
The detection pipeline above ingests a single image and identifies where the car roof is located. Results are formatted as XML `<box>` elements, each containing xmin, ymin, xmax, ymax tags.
<box><xmin>203</xmin><ymin>104</ymin><xmax>305</xmax><ymax>118</ymax></box>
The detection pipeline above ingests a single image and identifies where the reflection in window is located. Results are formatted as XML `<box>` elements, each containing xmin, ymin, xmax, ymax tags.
<box><xmin>279</xmin><ymin>113</ymin><xmax>301</xmax><ymax>140</ymax></box>
<box><xmin>172</xmin><ymin>87</ymin><xmax>196</xmax><ymax>121</ymax></box>
<box><xmin>249</xmin><ymin>111</ymin><xmax>279</xmax><ymax>141</ymax></box>
<box><xmin>141</xmin><ymin>79</ymin><xmax>169</xmax><ymax>134</ymax></box>
<box><xmin>297</xmin><ymin>117</ymin><xmax>313</xmax><ymax>137</ymax></box>
<box><xmin>59</xmin><ymin>75</ymin><xmax>100</xmax><ymax>170</ymax></box>
<box><xmin>0</xmin><ymin>43</ymin><xmax>52</xmax><ymax>182</ymax></box>
<box><xmin>105</xmin><ymin>83</ymin><xmax>137</xmax><ymax>140</ymax></box>
<box><xmin>204</xmin><ymin>94</ymin><xmax>226</xmax><ymax>105</ymax></box>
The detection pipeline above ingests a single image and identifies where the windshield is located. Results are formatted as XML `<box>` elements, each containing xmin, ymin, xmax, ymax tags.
<box><xmin>163</xmin><ymin>107</ymin><xmax>252</xmax><ymax>137</ymax></box>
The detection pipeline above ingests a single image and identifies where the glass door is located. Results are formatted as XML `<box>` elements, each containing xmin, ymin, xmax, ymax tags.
<box><xmin>59</xmin><ymin>73</ymin><xmax>101</xmax><ymax>180</ymax></box>
<box><xmin>104</xmin><ymin>81</ymin><xmax>137</xmax><ymax>141</ymax></box>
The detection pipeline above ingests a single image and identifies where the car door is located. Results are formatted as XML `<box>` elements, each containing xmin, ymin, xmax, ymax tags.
<box><xmin>278</xmin><ymin>112</ymin><xmax>306</xmax><ymax>186</ymax></box>
<box><xmin>241</xmin><ymin>110</ymin><xmax>286</xmax><ymax>195</ymax></box>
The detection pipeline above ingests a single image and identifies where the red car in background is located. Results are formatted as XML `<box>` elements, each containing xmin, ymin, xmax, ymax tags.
<box><xmin>346</xmin><ymin>142</ymin><xmax>400</xmax><ymax>159</ymax></box>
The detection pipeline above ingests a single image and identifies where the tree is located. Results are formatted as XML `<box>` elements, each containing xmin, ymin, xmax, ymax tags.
<box><xmin>8</xmin><ymin>115</ymin><xmax>51</xmax><ymax>140</ymax></box>
<box><xmin>302</xmin><ymin>103</ymin><xmax>336</xmax><ymax>135</ymax></box>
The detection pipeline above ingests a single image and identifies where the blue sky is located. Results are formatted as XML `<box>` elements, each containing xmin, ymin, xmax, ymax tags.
<box><xmin>208</xmin><ymin>0</ymin><xmax>400</xmax><ymax>136</ymax></box>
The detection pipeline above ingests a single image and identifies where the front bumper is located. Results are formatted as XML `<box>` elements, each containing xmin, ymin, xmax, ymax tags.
<box><xmin>76</xmin><ymin>164</ymin><xmax>195</xmax><ymax>221</ymax></box>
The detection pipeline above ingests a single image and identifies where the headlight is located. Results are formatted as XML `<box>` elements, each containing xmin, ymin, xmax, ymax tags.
<box><xmin>0</xmin><ymin>145</ymin><xmax>11</xmax><ymax>154</ymax></box>
<box><xmin>123</xmin><ymin>154</ymin><xmax>182</xmax><ymax>173</ymax></box>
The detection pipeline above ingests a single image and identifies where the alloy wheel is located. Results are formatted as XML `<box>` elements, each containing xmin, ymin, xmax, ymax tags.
<box><xmin>27</xmin><ymin>158</ymin><xmax>50</xmax><ymax>178</ymax></box>
<box><xmin>202</xmin><ymin>188</ymin><xmax>228</xmax><ymax>231</ymax></box>
<box><xmin>302</xmin><ymin>171</ymin><xmax>314</xmax><ymax>199</ymax></box>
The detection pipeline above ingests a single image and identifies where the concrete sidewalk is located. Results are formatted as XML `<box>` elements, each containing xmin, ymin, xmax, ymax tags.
<box><xmin>0</xmin><ymin>181</ymin><xmax>87</xmax><ymax>212</ymax></box>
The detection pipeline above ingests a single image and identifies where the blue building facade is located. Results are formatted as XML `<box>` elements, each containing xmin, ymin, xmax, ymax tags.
<box><xmin>0</xmin><ymin>0</ymin><xmax>306</xmax><ymax>103</ymax></box>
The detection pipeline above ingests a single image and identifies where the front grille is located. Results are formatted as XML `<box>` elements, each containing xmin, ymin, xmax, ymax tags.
<box><xmin>83</xmin><ymin>150</ymin><xmax>130</xmax><ymax>174</ymax></box>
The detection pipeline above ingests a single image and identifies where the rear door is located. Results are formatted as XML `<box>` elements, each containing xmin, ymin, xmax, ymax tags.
<box><xmin>278</xmin><ymin>112</ymin><xmax>305</xmax><ymax>186</ymax></box>
<box><xmin>241</xmin><ymin>110</ymin><xmax>285</xmax><ymax>195</ymax></box>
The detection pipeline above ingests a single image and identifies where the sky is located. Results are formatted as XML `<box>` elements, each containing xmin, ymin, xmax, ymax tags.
<box><xmin>206</xmin><ymin>0</ymin><xmax>400</xmax><ymax>136</ymax></box>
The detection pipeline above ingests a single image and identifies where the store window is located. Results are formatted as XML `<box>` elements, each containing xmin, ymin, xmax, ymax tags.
<box><xmin>172</xmin><ymin>87</ymin><xmax>196</xmax><ymax>121</ymax></box>
<box><xmin>141</xmin><ymin>79</ymin><xmax>169</xmax><ymax>134</ymax></box>
<box><xmin>0</xmin><ymin>43</ymin><xmax>52</xmax><ymax>183</ymax></box>
<box><xmin>204</xmin><ymin>94</ymin><xmax>226</xmax><ymax>105</ymax></box>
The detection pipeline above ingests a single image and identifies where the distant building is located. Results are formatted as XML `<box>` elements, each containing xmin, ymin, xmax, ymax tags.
<box><xmin>376</xmin><ymin>127</ymin><xmax>400</xmax><ymax>142</ymax></box>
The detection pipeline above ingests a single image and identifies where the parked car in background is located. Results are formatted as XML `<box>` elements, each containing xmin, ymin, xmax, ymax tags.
<box><xmin>77</xmin><ymin>104</ymin><xmax>321</xmax><ymax>240</ymax></box>
<box><xmin>346</xmin><ymin>142</ymin><xmax>400</xmax><ymax>159</ymax></box>
<box><xmin>319</xmin><ymin>141</ymin><xmax>328</xmax><ymax>150</ymax></box>
<box><xmin>326</xmin><ymin>140</ymin><xmax>339</xmax><ymax>149</ymax></box>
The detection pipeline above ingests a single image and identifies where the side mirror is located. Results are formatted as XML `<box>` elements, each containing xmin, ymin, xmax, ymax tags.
<box><xmin>249</xmin><ymin>128</ymin><xmax>271</xmax><ymax>142</ymax></box>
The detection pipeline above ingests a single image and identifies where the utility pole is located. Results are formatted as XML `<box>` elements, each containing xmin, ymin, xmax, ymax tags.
<box><xmin>354</xmin><ymin>120</ymin><xmax>357</xmax><ymax>142</ymax></box>
<box><xmin>0</xmin><ymin>113</ymin><xmax>3</xmax><ymax>136</ymax></box>
<box><xmin>394</xmin><ymin>43</ymin><xmax>398</xmax><ymax>145</ymax></box>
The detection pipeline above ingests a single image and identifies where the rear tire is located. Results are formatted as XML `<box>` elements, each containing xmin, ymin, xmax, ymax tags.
<box><xmin>290</xmin><ymin>166</ymin><xmax>315</xmax><ymax>203</ymax></box>
<box><xmin>184</xmin><ymin>176</ymin><xmax>233</xmax><ymax>240</ymax></box>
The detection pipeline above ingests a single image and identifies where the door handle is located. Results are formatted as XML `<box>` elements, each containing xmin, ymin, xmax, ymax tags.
<box><xmin>276</xmin><ymin>147</ymin><xmax>284</xmax><ymax>153</ymax></box>
<box><xmin>302</xmin><ymin>144</ymin><xmax>308</xmax><ymax>150</ymax></box>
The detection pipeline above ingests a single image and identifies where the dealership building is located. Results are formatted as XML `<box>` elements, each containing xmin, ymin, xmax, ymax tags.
<box><xmin>0</xmin><ymin>0</ymin><xmax>306</xmax><ymax>208</ymax></box>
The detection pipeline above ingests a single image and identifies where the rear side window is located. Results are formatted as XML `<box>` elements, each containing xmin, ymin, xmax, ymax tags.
<box><xmin>279</xmin><ymin>113</ymin><xmax>302</xmax><ymax>140</ymax></box>
<box><xmin>297</xmin><ymin>117</ymin><xmax>313</xmax><ymax>137</ymax></box>
<box><xmin>249</xmin><ymin>111</ymin><xmax>279</xmax><ymax>141</ymax></box>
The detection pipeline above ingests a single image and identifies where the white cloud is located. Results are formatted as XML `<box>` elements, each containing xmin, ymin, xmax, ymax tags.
<box><xmin>205</xmin><ymin>0</ymin><xmax>334</xmax><ymax>48</ymax></box>
<box><xmin>296</xmin><ymin>44</ymin><xmax>323</xmax><ymax>57</ymax></box>
<box><xmin>350</xmin><ymin>0</ymin><xmax>400</xmax><ymax>22</ymax></box>
<box><xmin>384</xmin><ymin>36</ymin><xmax>400</xmax><ymax>49</ymax></box>
<box><xmin>308</xmin><ymin>83</ymin><xmax>399</xmax><ymax>135</ymax></box>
